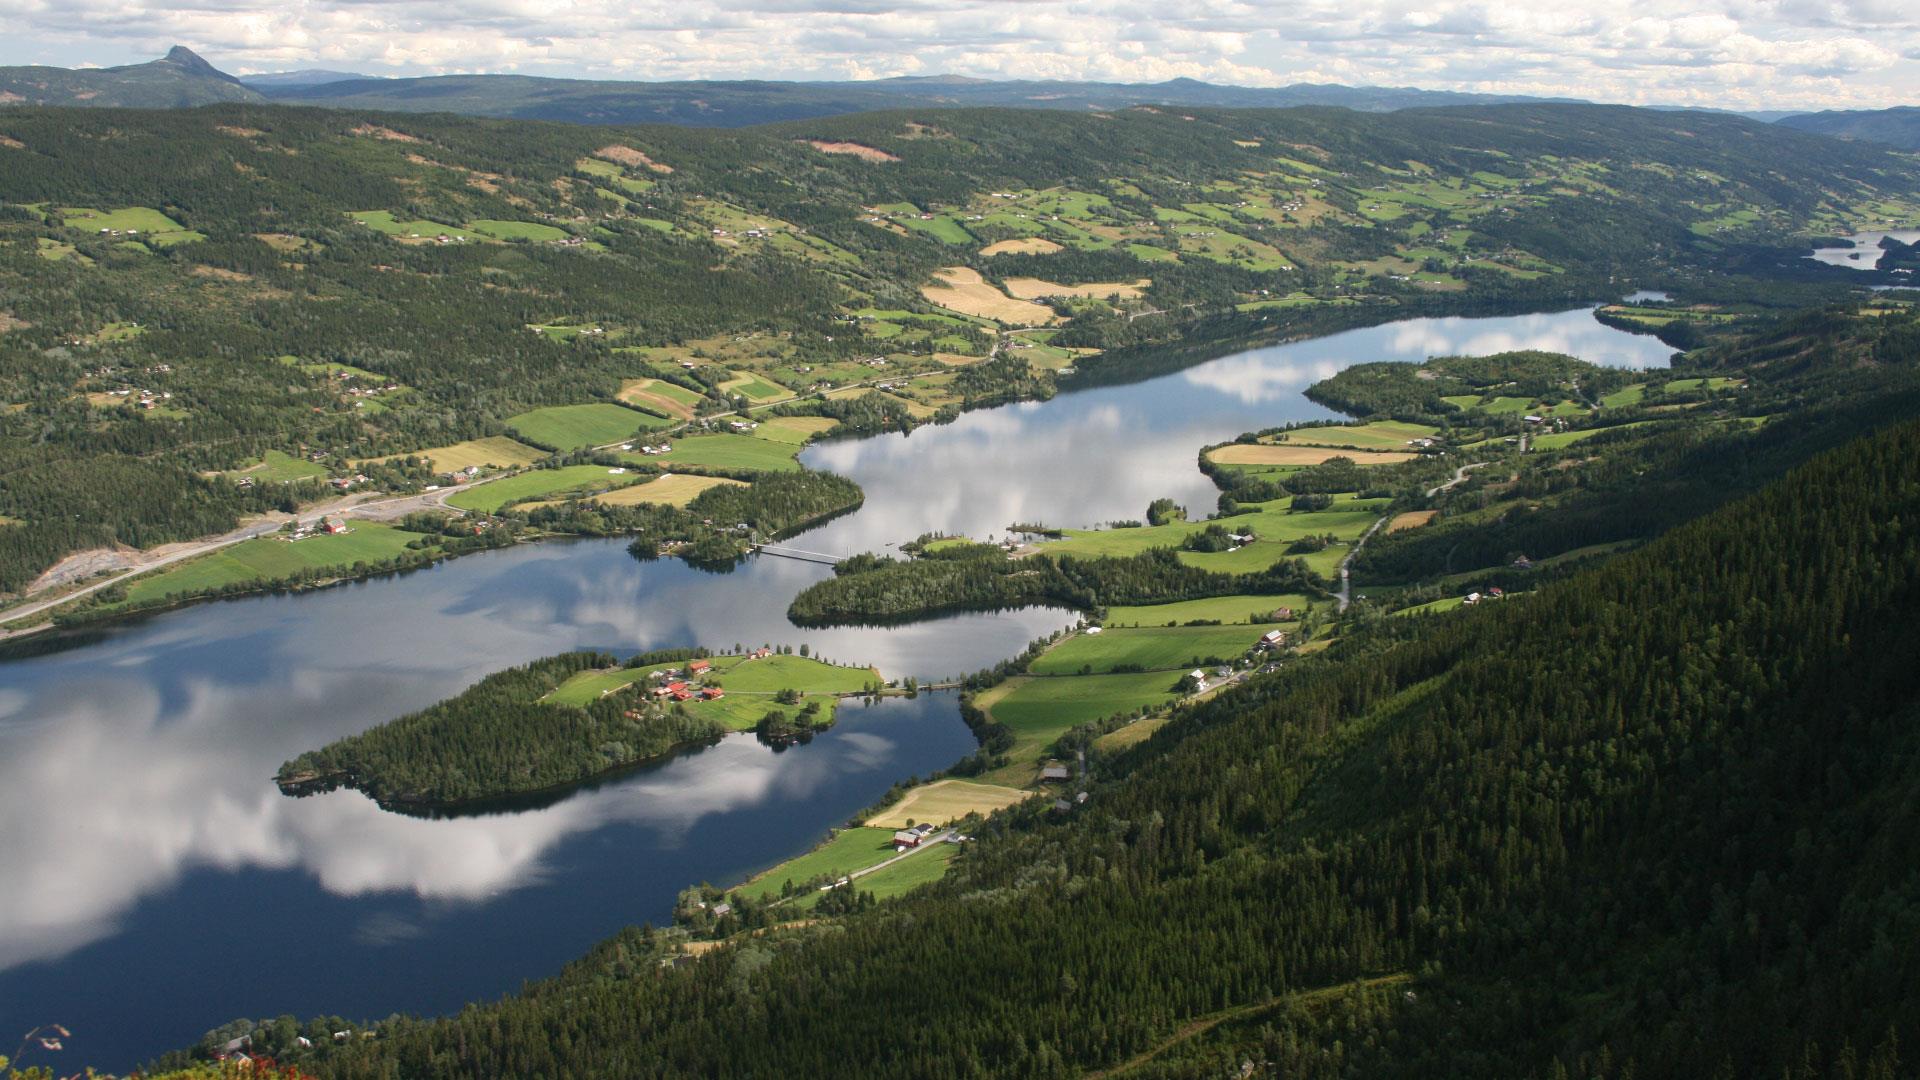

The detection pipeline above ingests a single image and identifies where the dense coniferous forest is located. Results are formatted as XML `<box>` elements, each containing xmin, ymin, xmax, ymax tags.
<box><xmin>208</xmin><ymin>405</ymin><xmax>1920</xmax><ymax>1079</ymax></box>
<box><xmin>788</xmin><ymin>544</ymin><xmax>1320</xmax><ymax>624</ymax></box>
<box><xmin>275</xmin><ymin>652</ymin><xmax>728</xmax><ymax>807</ymax></box>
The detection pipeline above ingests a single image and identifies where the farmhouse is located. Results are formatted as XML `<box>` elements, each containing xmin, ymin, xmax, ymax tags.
<box><xmin>1040</xmin><ymin>764</ymin><xmax>1070</xmax><ymax>782</ymax></box>
<box><xmin>892</xmin><ymin>822</ymin><xmax>937</xmax><ymax>850</ymax></box>
<box><xmin>688</xmin><ymin>659</ymin><xmax>712</xmax><ymax>675</ymax></box>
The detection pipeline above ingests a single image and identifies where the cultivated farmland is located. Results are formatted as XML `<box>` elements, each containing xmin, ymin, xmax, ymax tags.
<box><xmin>921</xmin><ymin>267</ymin><xmax>1059</xmax><ymax>325</ymax></box>
<box><xmin>507</xmin><ymin>403</ymin><xmax>669</xmax><ymax>450</ymax></box>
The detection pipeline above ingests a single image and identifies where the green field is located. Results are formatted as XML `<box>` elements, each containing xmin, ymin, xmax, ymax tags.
<box><xmin>545</xmin><ymin>653</ymin><xmax>875</xmax><ymax>715</ymax></box>
<box><xmin>640</xmin><ymin>434</ymin><xmax>801</xmax><ymax>473</ymax></box>
<box><xmin>737</xmin><ymin>826</ymin><xmax>902</xmax><ymax>900</ymax></box>
<box><xmin>60</xmin><ymin>206</ymin><xmax>187</xmax><ymax>234</ymax></box>
<box><xmin>1030</xmin><ymin>624</ymin><xmax>1271</xmax><ymax>675</ymax></box>
<box><xmin>1600</xmin><ymin>384</ymin><xmax>1648</xmax><ymax>408</ymax></box>
<box><xmin>842</xmin><ymin>843</ymin><xmax>959</xmax><ymax>902</ymax></box>
<box><xmin>720</xmin><ymin>372</ymin><xmax>790</xmax><ymax>402</ymax></box>
<box><xmin>1666</xmin><ymin>377</ymin><xmax>1742</xmax><ymax>392</ymax></box>
<box><xmin>1045</xmin><ymin>496</ymin><xmax>1385</xmax><ymax>563</ymax></box>
<box><xmin>1531</xmin><ymin>422</ymin><xmax>1654</xmax><ymax>450</ymax></box>
<box><xmin>897</xmin><ymin>215</ymin><xmax>974</xmax><ymax>244</ymax></box>
<box><xmin>468</xmin><ymin>219</ymin><xmax>570</xmax><ymax>242</ymax></box>
<box><xmin>445</xmin><ymin>465</ymin><xmax>638</xmax><ymax>512</ymax></box>
<box><xmin>1283</xmin><ymin>420</ymin><xmax>1439</xmax><ymax>450</ymax></box>
<box><xmin>979</xmin><ymin>670</ymin><xmax>1183</xmax><ymax>764</ymax></box>
<box><xmin>348</xmin><ymin>210</ymin><xmax>484</xmax><ymax>241</ymax></box>
<box><xmin>123</xmin><ymin>523</ymin><xmax>424</xmax><ymax>605</ymax></box>
<box><xmin>228</xmin><ymin>449</ymin><xmax>328</xmax><ymax>484</ymax></box>
<box><xmin>507</xmin><ymin>403</ymin><xmax>669</xmax><ymax>450</ymax></box>
<box><xmin>1105</xmin><ymin>593</ymin><xmax>1315</xmax><ymax>627</ymax></box>
<box><xmin>748</xmin><ymin>416</ymin><xmax>837</xmax><ymax>445</ymax></box>
<box><xmin>714</xmin><ymin>654</ymin><xmax>878</xmax><ymax>693</ymax></box>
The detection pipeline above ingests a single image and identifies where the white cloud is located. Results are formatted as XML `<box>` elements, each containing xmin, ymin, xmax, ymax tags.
<box><xmin>0</xmin><ymin>1</ymin><xmax>1913</xmax><ymax>117</ymax></box>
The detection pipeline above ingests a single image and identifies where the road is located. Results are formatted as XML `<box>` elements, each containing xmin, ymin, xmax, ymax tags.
<box><xmin>0</xmin><ymin>478</ymin><xmax>490</xmax><ymax>639</ymax></box>
<box><xmin>779</xmin><ymin>829</ymin><xmax>958</xmax><ymax>907</ymax></box>
<box><xmin>1335</xmin><ymin>461</ymin><xmax>1490</xmax><ymax>613</ymax></box>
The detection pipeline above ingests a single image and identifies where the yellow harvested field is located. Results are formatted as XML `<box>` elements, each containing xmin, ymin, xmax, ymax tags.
<box><xmin>865</xmin><ymin>779</ymin><xmax>1032</xmax><ymax>829</ymax></box>
<box><xmin>594</xmin><ymin>144</ymin><xmax>672</xmax><ymax>173</ymax></box>
<box><xmin>804</xmin><ymin>140</ymin><xmax>900</xmax><ymax>163</ymax></box>
<box><xmin>593</xmin><ymin>473</ymin><xmax>744</xmax><ymax>508</ymax></box>
<box><xmin>1387</xmin><ymin>510</ymin><xmax>1438</xmax><ymax>533</ymax></box>
<box><xmin>369</xmin><ymin>436</ymin><xmax>547</xmax><ymax>472</ymax></box>
<box><xmin>920</xmin><ymin>267</ymin><xmax>1058</xmax><ymax>325</ymax></box>
<box><xmin>617</xmin><ymin>378</ymin><xmax>698</xmax><ymax>420</ymax></box>
<box><xmin>980</xmin><ymin>237</ymin><xmax>1064</xmax><ymax>257</ymax></box>
<box><xmin>933</xmin><ymin>352</ymin><xmax>989</xmax><ymax>366</ymax></box>
<box><xmin>1002</xmin><ymin>277</ymin><xmax>1150</xmax><ymax>301</ymax></box>
<box><xmin>1206</xmin><ymin>444</ymin><xmax>1417</xmax><ymax>467</ymax></box>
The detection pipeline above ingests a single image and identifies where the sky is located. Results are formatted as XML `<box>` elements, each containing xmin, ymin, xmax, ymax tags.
<box><xmin>0</xmin><ymin>0</ymin><xmax>1915</xmax><ymax>111</ymax></box>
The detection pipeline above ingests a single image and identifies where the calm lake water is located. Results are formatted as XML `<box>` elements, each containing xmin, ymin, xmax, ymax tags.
<box><xmin>1805</xmin><ymin>229</ymin><xmax>1920</xmax><ymax>270</ymax></box>
<box><xmin>0</xmin><ymin>306</ymin><xmax>1671</xmax><ymax>1069</ymax></box>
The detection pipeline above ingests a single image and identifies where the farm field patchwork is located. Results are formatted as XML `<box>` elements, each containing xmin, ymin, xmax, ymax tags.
<box><xmin>976</xmin><ymin>670</ymin><xmax>1183</xmax><ymax>779</ymax></box>
<box><xmin>719</xmin><ymin>372</ymin><xmax>790</xmax><ymax>402</ymax></box>
<box><xmin>921</xmin><ymin>267</ymin><xmax>1059</xmax><ymax>325</ymax></box>
<box><xmin>617</xmin><ymin>378</ymin><xmax>704</xmax><ymax>420</ymax></box>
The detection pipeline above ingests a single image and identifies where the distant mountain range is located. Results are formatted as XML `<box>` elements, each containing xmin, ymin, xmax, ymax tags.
<box><xmin>0</xmin><ymin>47</ymin><xmax>1897</xmax><ymax>135</ymax></box>
<box><xmin>1778</xmin><ymin>107</ymin><xmax>1920</xmax><ymax>150</ymax></box>
<box><xmin>245</xmin><ymin>71</ymin><xmax>1583</xmax><ymax>126</ymax></box>
<box><xmin>0</xmin><ymin>46</ymin><xmax>259</xmax><ymax>108</ymax></box>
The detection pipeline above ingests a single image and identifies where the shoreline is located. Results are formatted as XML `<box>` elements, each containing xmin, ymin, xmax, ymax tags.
<box><xmin>0</xmin><ymin>293</ymin><xmax>1650</xmax><ymax>648</ymax></box>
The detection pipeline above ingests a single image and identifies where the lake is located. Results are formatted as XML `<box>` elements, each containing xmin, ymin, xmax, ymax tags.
<box><xmin>0</xmin><ymin>306</ymin><xmax>1671</xmax><ymax>1069</ymax></box>
<box><xmin>1805</xmin><ymin>229</ymin><xmax>1920</xmax><ymax>270</ymax></box>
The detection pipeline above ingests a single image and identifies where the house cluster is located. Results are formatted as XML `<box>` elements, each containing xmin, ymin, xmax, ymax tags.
<box><xmin>1462</xmin><ymin>587</ymin><xmax>1506</xmax><ymax>605</ymax></box>
<box><xmin>550</xmin><ymin>235</ymin><xmax>587</xmax><ymax>247</ymax></box>
<box><xmin>437</xmin><ymin>464</ymin><xmax>483</xmax><ymax>484</ymax></box>
<box><xmin>649</xmin><ymin>658</ymin><xmax>724</xmax><ymax>703</ymax></box>
<box><xmin>336</xmin><ymin>373</ymin><xmax>400</xmax><ymax>400</ymax></box>
<box><xmin>286</xmin><ymin>518</ymin><xmax>351</xmax><ymax>542</ymax></box>
<box><xmin>329</xmin><ymin>473</ymin><xmax>370</xmax><ymax>491</ymax></box>
<box><xmin>729</xmin><ymin>420</ymin><xmax>758</xmax><ymax>433</ymax></box>
<box><xmin>892</xmin><ymin>822</ymin><xmax>939</xmax><ymax>851</ymax></box>
<box><xmin>634</xmin><ymin>441</ymin><xmax>675</xmax><ymax>455</ymax></box>
<box><xmin>104</xmin><ymin>387</ymin><xmax>172</xmax><ymax>410</ymax></box>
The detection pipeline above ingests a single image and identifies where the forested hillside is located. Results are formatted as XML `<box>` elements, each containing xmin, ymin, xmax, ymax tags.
<box><xmin>4</xmin><ymin>101</ymin><xmax>1914</xmax><ymax>601</ymax></box>
<box><xmin>220</xmin><ymin>395</ymin><xmax>1920</xmax><ymax>1079</ymax></box>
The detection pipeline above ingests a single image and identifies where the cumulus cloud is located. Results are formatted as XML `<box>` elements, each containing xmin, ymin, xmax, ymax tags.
<box><xmin>0</xmin><ymin>0</ymin><xmax>1911</xmax><ymax>107</ymax></box>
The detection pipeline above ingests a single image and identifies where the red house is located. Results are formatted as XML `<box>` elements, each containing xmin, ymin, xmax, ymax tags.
<box><xmin>688</xmin><ymin>659</ymin><xmax>712</xmax><ymax>675</ymax></box>
<box><xmin>701</xmin><ymin>687</ymin><xmax>725</xmax><ymax>700</ymax></box>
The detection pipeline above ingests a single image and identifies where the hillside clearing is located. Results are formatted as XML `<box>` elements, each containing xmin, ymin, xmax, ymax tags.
<box><xmin>921</xmin><ymin>267</ymin><xmax>1059</xmax><ymax>325</ymax></box>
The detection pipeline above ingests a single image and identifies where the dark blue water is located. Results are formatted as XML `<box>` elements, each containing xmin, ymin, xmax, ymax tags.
<box><xmin>0</xmin><ymin>307</ymin><xmax>1669</xmax><ymax>1069</ymax></box>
